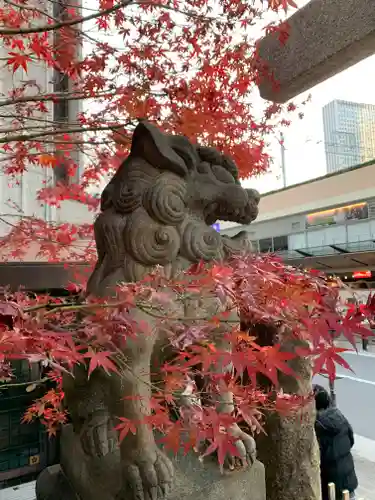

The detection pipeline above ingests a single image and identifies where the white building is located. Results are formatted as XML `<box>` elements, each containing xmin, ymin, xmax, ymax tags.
<box><xmin>220</xmin><ymin>159</ymin><xmax>375</xmax><ymax>286</ymax></box>
<box><xmin>0</xmin><ymin>1</ymin><xmax>93</xmax><ymax>288</ymax></box>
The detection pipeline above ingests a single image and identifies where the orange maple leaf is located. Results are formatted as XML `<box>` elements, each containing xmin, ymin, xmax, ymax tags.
<box><xmin>39</xmin><ymin>154</ymin><xmax>58</xmax><ymax>167</ymax></box>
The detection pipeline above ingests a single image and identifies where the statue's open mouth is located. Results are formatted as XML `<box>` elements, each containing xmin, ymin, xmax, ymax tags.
<box><xmin>204</xmin><ymin>200</ymin><xmax>258</xmax><ymax>226</ymax></box>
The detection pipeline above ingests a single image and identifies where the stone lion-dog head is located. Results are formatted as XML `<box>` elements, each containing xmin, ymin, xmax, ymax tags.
<box><xmin>87</xmin><ymin>121</ymin><xmax>260</xmax><ymax>296</ymax></box>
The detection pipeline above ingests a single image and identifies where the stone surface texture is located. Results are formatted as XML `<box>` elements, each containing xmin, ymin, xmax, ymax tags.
<box><xmin>35</xmin><ymin>122</ymin><xmax>265</xmax><ymax>500</ymax></box>
<box><xmin>257</xmin><ymin>0</ymin><xmax>375</xmax><ymax>103</ymax></box>
<box><xmin>256</xmin><ymin>338</ymin><xmax>321</xmax><ymax>500</ymax></box>
<box><xmin>36</xmin><ymin>425</ymin><xmax>266</xmax><ymax>500</ymax></box>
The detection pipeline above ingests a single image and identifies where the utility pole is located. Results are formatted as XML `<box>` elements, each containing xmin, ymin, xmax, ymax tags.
<box><xmin>280</xmin><ymin>132</ymin><xmax>287</xmax><ymax>188</ymax></box>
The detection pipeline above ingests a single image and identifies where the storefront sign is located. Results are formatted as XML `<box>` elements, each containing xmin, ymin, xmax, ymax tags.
<box><xmin>352</xmin><ymin>270</ymin><xmax>372</xmax><ymax>279</ymax></box>
<box><xmin>306</xmin><ymin>202</ymin><xmax>368</xmax><ymax>228</ymax></box>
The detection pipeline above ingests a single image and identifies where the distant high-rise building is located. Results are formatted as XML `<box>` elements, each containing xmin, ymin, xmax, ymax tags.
<box><xmin>322</xmin><ymin>99</ymin><xmax>375</xmax><ymax>174</ymax></box>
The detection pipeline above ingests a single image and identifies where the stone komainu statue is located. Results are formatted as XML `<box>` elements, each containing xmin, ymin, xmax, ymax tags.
<box><xmin>36</xmin><ymin>122</ymin><xmax>264</xmax><ymax>500</ymax></box>
<box><xmin>88</xmin><ymin>120</ymin><xmax>260</xmax><ymax>290</ymax></box>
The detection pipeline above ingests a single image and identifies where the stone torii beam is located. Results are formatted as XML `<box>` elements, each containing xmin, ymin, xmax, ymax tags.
<box><xmin>257</xmin><ymin>0</ymin><xmax>375</xmax><ymax>103</ymax></box>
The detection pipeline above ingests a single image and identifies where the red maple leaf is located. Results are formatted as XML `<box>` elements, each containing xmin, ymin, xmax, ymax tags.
<box><xmin>201</xmin><ymin>432</ymin><xmax>240</xmax><ymax>472</ymax></box>
<box><xmin>313</xmin><ymin>346</ymin><xmax>352</xmax><ymax>381</ymax></box>
<box><xmin>256</xmin><ymin>344</ymin><xmax>296</xmax><ymax>385</ymax></box>
<box><xmin>115</xmin><ymin>417</ymin><xmax>137</xmax><ymax>442</ymax></box>
<box><xmin>84</xmin><ymin>350</ymin><xmax>119</xmax><ymax>377</ymax></box>
<box><xmin>182</xmin><ymin>344</ymin><xmax>218</xmax><ymax>373</ymax></box>
<box><xmin>64</xmin><ymin>282</ymin><xmax>81</xmax><ymax>294</ymax></box>
<box><xmin>237</xmin><ymin>401</ymin><xmax>264</xmax><ymax>434</ymax></box>
<box><xmin>268</xmin><ymin>0</ymin><xmax>297</xmax><ymax>12</ymax></box>
<box><xmin>11</xmin><ymin>39</ymin><xmax>24</xmax><ymax>51</ymax></box>
<box><xmin>275</xmin><ymin>392</ymin><xmax>312</xmax><ymax>416</ymax></box>
<box><xmin>158</xmin><ymin>422</ymin><xmax>183</xmax><ymax>454</ymax></box>
<box><xmin>7</xmin><ymin>52</ymin><xmax>32</xmax><ymax>73</ymax></box>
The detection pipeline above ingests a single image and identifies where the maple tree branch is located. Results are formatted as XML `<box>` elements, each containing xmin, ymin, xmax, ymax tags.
<box><xmin>0</xmin><ymin>377</ymin><xmax>49</xmax><ymax>390</ymax></box>
<box><xmin>0</xmin><ymin>113</ymin><xmax>80</xmax><ymax>127</ymax></box>
<box><xmin>29</xmin><ymin>139</ymin><xmax>112</xmax><ymax>145</ymax></box>
<box><xmin>0</xmin><ymin>90</ymin><xmax>115</xmax><ymax>108</ymax></box>
<box><xmin>0</xmin><ymin>217</ymin><xmax>95</xmax><ymax>252</ymax></box>
<box><xmin>22</xmin><ymin>299</ymin><xmax>238</xmax><ymax>325</ymax></box>
<box><xmin>0</xmin><ymin>124</ymin><xmax>68</xmax><ymax>134</ymax></box>
<box><xmin>136</xmin><ymin>1</ymin><xmax>214</xmax><ymax>21</ymax></box>
<box><xmin>0</xmin><ymin>0</ymin><xmax>134</xmax><ymax>35</ymax></box>
<box><xmin>0</xmin><ymin>123</ymin><xmax>131</xmax><ymax>144</ymax></box>
<box><xmin>0</xmin><ymin>0</ymin><xmax>216</xmax><ymax>37</ymax></box>
<box><xmin>137</xmin><ymin>304</ymin><xmax>238</xmax><ymax>323</ymax></box>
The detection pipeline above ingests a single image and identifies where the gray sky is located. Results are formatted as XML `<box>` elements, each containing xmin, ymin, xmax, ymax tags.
<box><xmin>246</xmin><ymin>0</ymin><xmax>375</xmax><ymax>194</ymax></box>
<box><xmin>247</xmin><ymin>53</ymin><xmax>375</xmax><ymax>194</ymax></box>
<box><xmin>84</xmin><ymin>0</ymin><xmax>375</xmax><ymax>196</ymax></box>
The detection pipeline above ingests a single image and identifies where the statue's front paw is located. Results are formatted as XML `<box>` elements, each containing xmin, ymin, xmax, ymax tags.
<box><xmin>123</xmin><ymin>447</ymin><xmax>174</xmax><ymax>500</ymax></box>
<box><xmin>80</xmin><ymin>413</ymin><xmax>117</xmax><ymax>458</ymax></box>
<box><xmin>226</xmin><ymin>424</ymin><xmax>256</xmax><ymax>470</ymax></box>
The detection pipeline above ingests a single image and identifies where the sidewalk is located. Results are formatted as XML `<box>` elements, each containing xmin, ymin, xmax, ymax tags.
<box><xmin>325</xmin><ymin>338</ymin><xmax>375</xmax><ymax>498</ymax></box>
<box><xmin>1</xmin><ymin>457</ymin><xmax>374</xmax><ymax>500</ymax></box>
<box><xmin>0</xmin><ymin>480</ymin><xmax>35</xmax><ymax>500</ymax></box>
<box><xmin>354</xmin><ymin>454</ymin><xmax>375</xmax><ymax>500</ymax></box>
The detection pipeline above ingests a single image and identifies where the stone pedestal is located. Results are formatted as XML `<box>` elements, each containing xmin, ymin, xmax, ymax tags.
<box><xmin>36</xmin><ymin>424</ymin><xmax>266</xmax><ymax>500</ymax></box>
<box><xmin>163</xmin><ymin>452</ymin><xmax>265</xmax><ymax>500</ymax></box>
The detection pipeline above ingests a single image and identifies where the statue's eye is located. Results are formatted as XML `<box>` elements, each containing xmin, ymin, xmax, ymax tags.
<box><xmin>212</xmin><ymin>165</ymin><xmax>235</xmax><ymax>183</ymax></box>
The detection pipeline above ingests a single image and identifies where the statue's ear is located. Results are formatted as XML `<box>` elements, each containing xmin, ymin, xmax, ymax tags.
<box><xmin>131</xmin><ymin>121</ymin><xmax>198</xmax><ymax>176</ymax></box>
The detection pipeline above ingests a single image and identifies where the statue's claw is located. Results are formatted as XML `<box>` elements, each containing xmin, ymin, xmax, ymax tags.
<box><xmin>123</xmin><ymin>447</ymin><xmax>174</xmax><ymax>500</ymax></box>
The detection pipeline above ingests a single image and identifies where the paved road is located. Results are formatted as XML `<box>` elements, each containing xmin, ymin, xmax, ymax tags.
<box><xmin>314</xmin><ymin>351</ymin><xmax>375</xmax><ymax>443</ymax></box>
<box><xmin>314</xmin><ymin>348</ymin><xmax>375</xmax><ymax>499</ymax></box>
<box><xmin>314</xmin><ymin>350</ymin><xmax>375</xmax><ymax>444</ymax></box>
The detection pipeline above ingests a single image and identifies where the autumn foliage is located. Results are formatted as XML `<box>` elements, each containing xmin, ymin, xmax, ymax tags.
<box><xmin>0</xmin><ymin>0</ymin><xmax>371</xmax><ymax>469</ymax></box>
<box><xmin>0</xmin><ymin>0</ymin><xmax>306</xmax><ymax>261</ymax></box>
<box><xmin>0</xmin><ymin>255</ymin><xmax>373</xmax><ymax>466</ymax></box>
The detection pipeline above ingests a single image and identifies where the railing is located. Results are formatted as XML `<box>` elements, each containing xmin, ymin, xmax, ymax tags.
<box><xmin>275</xmin><ymin>239</ymin><xmax>375</xmax><ymax>260</ymax></box>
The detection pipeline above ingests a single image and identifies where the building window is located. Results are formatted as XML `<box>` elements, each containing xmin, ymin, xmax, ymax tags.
<box><xmin>53</xmin><ymin>71</ymin><xmax>70</xmax><ymax>185</ymax></box>
<box><xmin>259</xmin><ymin>238</ymin><xmax>273</xmax><ymax>253</ymax></box>
<box><xmin>273</xmin><ymin>235</ymin><xmax>288</xmax><ymax>252</ymax></box>
<box><xmin>250</xmin><ymin>240</ymin><xmax>259</xmax><ymax>252</ymax></box>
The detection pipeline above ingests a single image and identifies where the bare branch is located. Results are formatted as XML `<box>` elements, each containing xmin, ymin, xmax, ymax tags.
<box><xmin>0</xmin><ymin>113</ymin><xmax>82</xmax><ymax>126</ymax></box>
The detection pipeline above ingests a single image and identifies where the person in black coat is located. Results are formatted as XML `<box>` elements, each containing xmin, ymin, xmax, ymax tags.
<box><xmin>313</xmin><ymin>385</ymin><xmax>358</xmax><ymax>500</ymax></box>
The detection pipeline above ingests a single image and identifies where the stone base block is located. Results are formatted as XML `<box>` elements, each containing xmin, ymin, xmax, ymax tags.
<box><xmin>36</xmin><ymin>426</ymin><xmax>265</xmax><ymax>500</ymax></box>
<box><xmin>35</xmin><ymin>464</ymin><xmax>78</xmax><ymax>500</ymax></box>
<box><xmin>164</xmin><ymin>453</ymin><xmax>265</xmax><ymax>500</ymax></box>
<box><xmin>36</xmin><ymin>458</ymin><xmax>265</xmax><ymax>500</ymax></box>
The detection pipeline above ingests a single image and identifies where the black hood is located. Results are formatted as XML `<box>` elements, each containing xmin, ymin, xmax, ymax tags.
<box><xmin>316</xmin><ymin>407</ymin><xmax>349</xmax><ymax>436</ymax></box>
